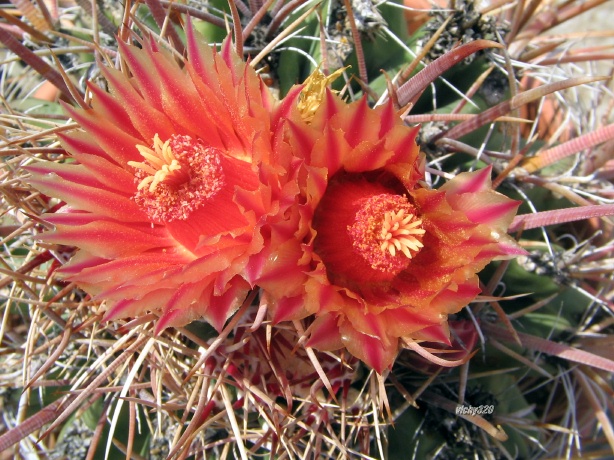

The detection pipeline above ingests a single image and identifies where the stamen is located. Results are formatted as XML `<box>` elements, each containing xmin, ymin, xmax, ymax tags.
<box><xmin>379</xmin><ymin>209</ymin><xmax>425</xmax><ymax>259</ymax></box>
<box><xmin>128</xmin><ymin>134</ymin><xmax>190</xmax><ymax>192</ymax></box>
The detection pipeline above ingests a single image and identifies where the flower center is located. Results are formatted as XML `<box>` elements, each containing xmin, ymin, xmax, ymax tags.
<box><xmin>348</xmin><ymin>194</ymin><xmax>425</xmax><ymax>274</ymax></box>
<box><xmin>128</xmin><ymin>134</ymin><xmax>225</xmax><ymax>222</ymax></box>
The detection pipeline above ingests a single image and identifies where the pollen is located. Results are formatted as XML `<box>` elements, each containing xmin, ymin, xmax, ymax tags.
<box><xmin>348</xmin><ymin>194</ymin><xmax>425</xmax><ymax>274</ymax></box>
<box><xmin>129</xmin><ymin>134</ymin><xmax>225</xmax><ymax>223</ymax></box>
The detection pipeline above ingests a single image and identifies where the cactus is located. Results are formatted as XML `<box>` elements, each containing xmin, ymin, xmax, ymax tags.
<box><xmin>1</xmin><ymin>1</ymin><xmax>613</xmax><ymax>458</ymax></box>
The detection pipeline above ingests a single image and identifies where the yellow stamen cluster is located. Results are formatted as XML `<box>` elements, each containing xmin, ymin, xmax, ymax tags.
<box><xmin>128</xmin><ymin>134</ymin><xmax>189</xmax><ymax>192</ymax></box>
<box><xmin>297</xmin><ymin>67</ymin><xmax>347</xmax><ymax>123</ymax></box>
<box><xmin>379</xmin><ymin>209</ymin><xmax>425</xmax><ymax>258</ymax></box>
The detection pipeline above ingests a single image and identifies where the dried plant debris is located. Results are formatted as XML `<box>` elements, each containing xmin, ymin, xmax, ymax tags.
<box><xmin>418</xmin><ymin>0</ymin><xmax>509</xmax><ymax>64</ymax></box>
<box><xmin>326</xmin><ymin>0</ymin><xmax>386</xmax><ymax>68</ymax></box>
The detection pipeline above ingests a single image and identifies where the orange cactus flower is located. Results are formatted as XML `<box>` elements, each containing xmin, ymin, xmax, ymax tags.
<box><xmin>258</xmin><ymin>90</ymin><xmax>526</xmax><ymax>373</ymax></box>
<box><xmin>27</xmin><ymin>27</ymin><xmax>301</xmax><ymax>332</ymax></box>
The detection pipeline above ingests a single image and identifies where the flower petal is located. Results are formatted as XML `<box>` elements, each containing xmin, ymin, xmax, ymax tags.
<box><xmin>28</xmin><ymin>171</ymin><xmax>146</xmax><ymax>222</ymax></box>
<box><xmin>440</xmin><ymin>165</ymin><xmax>493</xmax><ymax>194</ymax></box>
<box><xmin>448</xmin><ymin>191</ymin><xmax>521</xmax><ymax>227</ymax></box>
<box><xmin>66</xmin><ymin>253</ymin><xmax>189</xmax><ymax>287</ymax></box>
<box><xmin>100</xmin><ymin>65</ymin><xmax>176</xmax><ymax>141</ymax></box>
<box><xmin>339</xmin><ymin>319</ymin><xmax>398</xmax><ymax>373</ymax></box>
<box><xmin>40</xmin><ymin>220</ymin><xmax>175</xmax><ymax>258</ymax></box>
<box><xmin>306</xmin><ymin>314</ymin><xmax>345</xmax><ymax>351</ymax></box>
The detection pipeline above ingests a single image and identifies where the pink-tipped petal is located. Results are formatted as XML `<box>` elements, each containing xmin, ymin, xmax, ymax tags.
<box><xmin>378</xmin><ymin>306</ymin><xmax>443</xmax><ymax>338</ymax></box>
<box><xmin>411</xmin><ymin>322</ymin><xmax>452</xmax><ymax>345</ymax></box>
<box><xmin>441</xmin><ymin>166</ymin><xmax>493</xmax><ymax>194</ymax></box>
<box><xmin>269</xmin><ymin>295</ymin><xmax>308</xmax><ymax>324</ymax></box>
<box><xmin>87</xmin><ymin>81</ymin><xmax>141</xmax><ymax>139</ymax></box>
<box><xmin>339</xmin><ymin>320</ymin><xmax>398</xmax><ymax>374</ymax></box>
<box><xmin>101</xmin><ymin>66</ymin><xmax>176</xmax><ymax>141</ymax></box>
<box><xmin>63</xmin><ymin>104</ymin><xmax>144</xmax><ymax>165</ymax></box>
<box><xmin>40</xmin><ymin>220</ymin><xmax>175</xmax><ymax>258</ymax></box>
<box><xmin>464</xmin><ymin>198</ymin><xmax>522</xmax><ymax>226</ymax></box>
<box><xmin>202</xmin><ymin>277</ymin><xmax>250</xmax><ymax>332</ymax></box>
<box><xmin>27</xmin><ymin>162</ymin><xmax>105</xmax><ymax>189</ymax></box>
<box><xmin>116</xmin><ymin>40</ymin><xmax>165</xmax><ymax>113</ymax></box>
<box><xmin>306</xmin><ymin>314</ymin><xmax>344</xmax><ymax>351</ymax></box>
<box><xmin>58</xmin><ymin>131</ymin><xmax>116</xmax><ymax>165</ymax></box>
<box><xmin>28</xmin><ymin>174</ymin><xmax>146</xmax><ymax>223</ymax></box>
<box><xmin>69</xmin><ymin>152</ymin><xmax>136</xmax><ymax>193</ymax></box>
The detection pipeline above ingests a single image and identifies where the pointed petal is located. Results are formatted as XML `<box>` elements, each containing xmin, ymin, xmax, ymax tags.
<box><xmin>63</xmin><ymin>104</ymin><xmax>144</xmax><ymax>166</ymax></box>
<box><xmin>411</xmin><ymin>322</ymin><xmax>451</xmax><ymax>345</ymax></box>
<box><xmin>27</xmin><ymin>162</ymin><xmax>109</xmax><ymax>190</ymax></box>
<box><xmin>87</xmin><ymin>81</ymin><xmax>141</xmax><ymax>139</ymax></box>
<box><xmin>100</xmin><ymin>66</ymin><xmax>176</xmax><ymax>141</ymax></box>
<box><xmin>28</xmin><ymin>172</ymin><xmax>146</xmax><ymax>222</ymax></box>
<box><xmin>449</xmin><ymin>192</ymin><xmax>521</xmax><ymax>227</ymax></box>
<box><xmin>150</xmin><ymin>49</ymin><xmax>221</xmax><ymax>141</ymax></box>
<box><xmin>202</xmin><ymin>277</ymin><xmax>250</xmax><ymax>332</ymax></box>
<box><xmin>116</xmin><ymin>41</ymin><xmax>165</xmax><ymax>113</ymax></box>
<box><xmin>40</xmin><ymin>220</ymin><xmax>175</xmax><ymax>258</ymax></box>
<box><xmin>58</xmin><ymin>250</ymin><xmax>105</xmax><ymax>270</ymax></box>
<box><xmin>427</xmin><ymin>277</ymin><xmax>482</xmax><ymax>314</ymax></box>
<box><xmin>307</xmin><ymin>314</ymin><xmax>344</xmax><ymax>350</ymax></box>
<box><xmin>28</xmin><ymin>156</ymin><xmax>135</xmax><ymax>196</ymax></box>
<box><xmin>269</xmin><ymin>295</ymin><xmax>307</xmax><ymax>323</ymax></box>
<box><xmin>58</xmin><ymin>131</ymin><xmax>115</xmax><ymax>165</ymax></box>
<box><xmin>378</xmin><ymin>306</ymin><xmax>443</xmax><ymax>339</ymax></box>
<box><xmin>343</xmin><ymin>139</ymin><xmax>392</xmax><ymax>172</ymax></box>
<box><xmin>70</xmin><ymin>152</ymin><xmax>136</xmax><ymax>194</ymax></box>
<box><xmin>339</xmin><ymin>320</ymin><xmax>398</xmax><ymax>373</ymax></box>
<box><xmin>441</xmin><ymin>166</ymin><xmax>493</xmax><ymax>194</ymax></box>
<box><xmin>104</xmin><ymin>290</ymin><xmax>173</xmax><ymax>322</ymax></box>
<box><xmin>68</xmin><ymin>253</ymin><xmax>189</xmax><ymax>287</ymax></box>
<box><xmin>465</xmin><ymin>197</ymin><xmax>522</xmax><ymax>227</ymax></box>
<box><xmin>257</xmin><ymin>240</ymin><xmax>309</xmax><ymax>298</ymax></box>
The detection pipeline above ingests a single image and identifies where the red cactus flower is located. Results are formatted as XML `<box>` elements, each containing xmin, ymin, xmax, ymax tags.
<box><xmin>257</xmin><ymin>90</ymin><xmax>526</xmax><ymax>373</ymax></box>
<box><xmin>27</xmin><ymin>27</ymin><xmax>300</xmax><ymax>332</ymax></box>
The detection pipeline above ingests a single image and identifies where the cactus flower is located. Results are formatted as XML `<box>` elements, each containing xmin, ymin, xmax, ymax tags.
<box><xmin>27</xmin><ymin>28</ymin><xmax>300</xmax><ymax>332</ymax></box>
<box><xmin>258</xmin><ymin>90</ymin><xmax>526</xmax><ymax>373</ymax></box>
